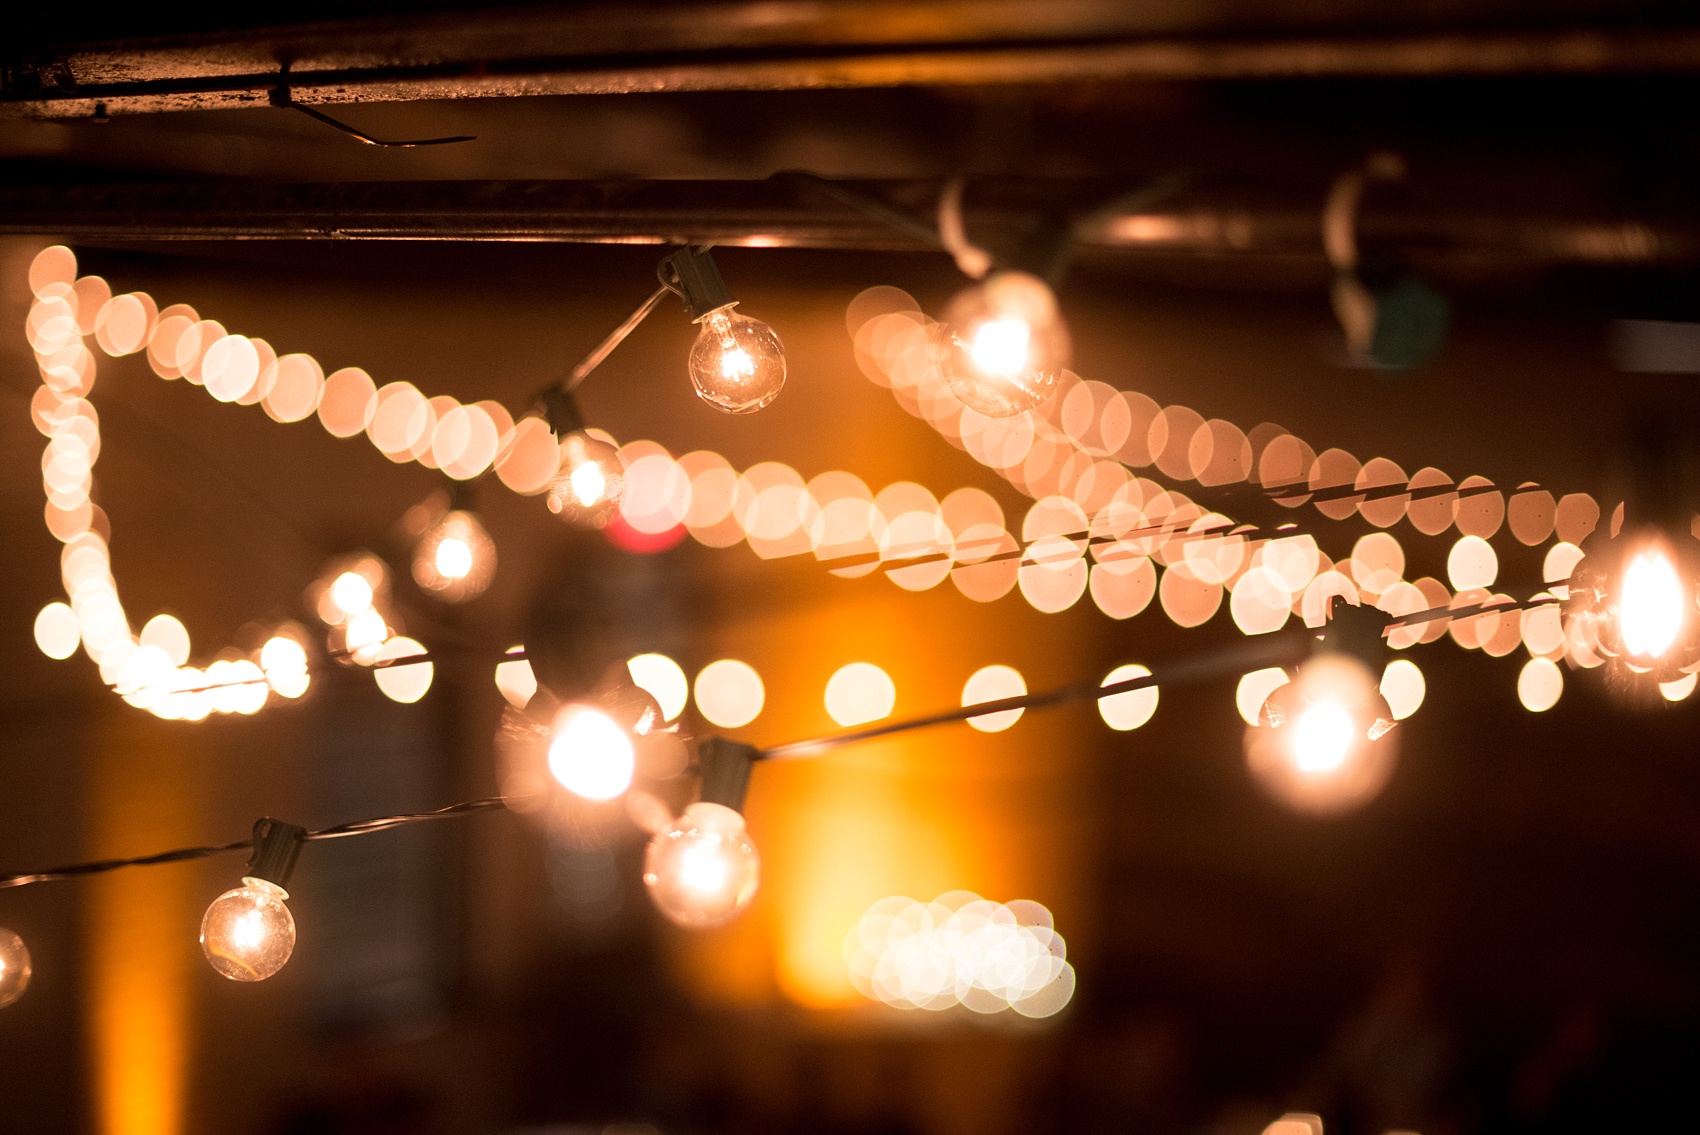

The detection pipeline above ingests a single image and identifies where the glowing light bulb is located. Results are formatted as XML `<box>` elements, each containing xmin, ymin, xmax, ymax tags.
<box><xmin>1244</xmin><ymin>653</ymin><xmax>1399</xmax><ymax>815</ymax></box>
<box><xmin>936</xmin><ymin>271</ymin><xmax>1070</xmax><ymax>418</ymax></box>
<box><xmin>0</xmin><ymin>927</ymin><xmax>32</xmax><ymax>1008</ymax></box>
<box><xmin>643</xmin><ymin>802</ymin><xmax>760</xmax><ymax>928</ymax></box>
<box><xmin>547</xmin><ymin>432</ymin><xmax>625</xmax><ymax>524</ymax></box>
<box><xmin>1292</xmin><ymin>701</ymin><xmax>1355</xmax><ymax>773</ymax></box>
<box><xmin>411</xmin><ymin>509</ymin><xmax>496</xmax><ymax>601</ymax></box>
<box><xmin>343</xmin><ymin>607</ymin><xmax>388</xmax><ymax>658</ymax></box>
<box><xmin>1620</xmin><ymin>549</ymin><xmax>1685</xmax><ymax>659</ymax></box>
<box><xmin>547</xmin><ymin>704</ymin><xmax>635</xmax><ymax>800</ymax></box>
<box><xmin>688</xmin><ymin>304</ymin><xmax>786</xmax><ymax>414</ymax></box>
<box><xmin>330</xmin><ymin>571</ymin><xmax>373</xmax><ymax>618</ymax></box>
<box><xmin>200</xmin><ymin>879</ymin><xmax>295</xmax><ymax>981</ymax></box>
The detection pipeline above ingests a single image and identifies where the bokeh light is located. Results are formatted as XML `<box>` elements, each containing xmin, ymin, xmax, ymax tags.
<box><xmin>628</xmin><ymin>653</ymin><xmax>688</xmax><ymax>721</ymax></box>
<box><xmin>1099</xmin><ymin>664</ymin><xmax>1159</xmax><ymax>731</ymax></box>
<box><xmin>694</xmin><ymin>660</ymin><xmax>765</xmax><ymax>728</ymax></box>
<box><xmin>824</xmin><ymin>663</ymin><xmax>897</xmax><ymax>727</ymax></box>
<box><xmin>961</xmin><ymin>665</ymin><xmax>1027</xmax><ymax>732</ymax></box>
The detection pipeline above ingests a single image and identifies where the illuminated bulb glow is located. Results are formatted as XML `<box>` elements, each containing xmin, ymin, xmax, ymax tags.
<box><xmin>330</xmin><ymin>571</ymin><xmax>373</xmax><ymax>617</ymax></box>
<box><xmin>1620</xmin><ymin>549</ymin><xmax>1685</xmax><ymax>658</ymax></box>
<box><xmin>643</xmin><ymin>803</ymin><xmax>761</xmax><ymax>928</ymax></box>
<box><xmin>689</xmin><ymin>307</ymin><xmax>786</xmax><ymax>414</ymax></box>
<box><xmin>968</xmin><ymin>317</ymin><xmax>1031</xmax><ymax>379</ymax></box>
<box><xmin>434</xmin><ymin>536</ymin><xmax>472</xmax><ymax>580</ymax></box>
<box><xmin>1292</xmin><ymin>702</ymin><xmax>1354</xmax><ymax>773</ymax></box>
<box><xmin>0</xmin><ymin>928</ymin><xmax>31</xmax><ymax>1008</ymax></box>
<box><xmin>570</xmin><ymin>461</ymin><xmax>606</xmax><ymax>508</ymax></box>
<box><xmin>547</xmin><ymin>706</ymin><xmax>635</xmax><ymax>800</ymax></box>
<box><xmin>199</xmin><ymin>879</ymin><xmax>295</xmax><ymax>982</ymax></box>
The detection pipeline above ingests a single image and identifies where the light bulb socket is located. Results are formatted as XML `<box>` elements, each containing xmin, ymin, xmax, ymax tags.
<box><xmin>1317</xmin><ymin>599</ymin><xmax>1387</xmax><ymax>673</ymax></box>
<box><xmin>246</xmin><ymin>818</ymin><xmax>307</xmax><ymax>888</ymax></box>
<box><xmin>697</xmin><ymin>737</ymin><xmax>758</xmax><ymax>812</ymax></box>
<box><xmin>658</xmin><ymin>247</ymin><xmax>737</xmax><ymax>321</ymax></box>
<box><xmin>540</xmin><ymin>386</ymin><xmax>588</xmax><ymax>439</ymax></box>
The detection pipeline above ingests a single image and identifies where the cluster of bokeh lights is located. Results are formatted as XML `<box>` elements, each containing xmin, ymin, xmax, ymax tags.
<box><xmin>844</xmin><ymin>892</ymin><xmax>1075</xmax><ymax>1018</ymax></box>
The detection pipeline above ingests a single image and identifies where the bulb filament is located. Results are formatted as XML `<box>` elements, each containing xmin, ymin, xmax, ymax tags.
<box><xmin>1621</xmin><ymin>549</ymin><xmax>1685</xmax><ymax>658</ymax></box>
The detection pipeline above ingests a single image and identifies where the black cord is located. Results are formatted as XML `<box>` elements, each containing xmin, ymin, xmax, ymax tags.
<box><xmin>0</xmin><ymin>799</ymin><xmax>508</xmax><ymax>890</ymax></box>
<box><xmin>269</xmin><ymin>87</ymin><xmax>474</xmax><ymax>148</ymax></box>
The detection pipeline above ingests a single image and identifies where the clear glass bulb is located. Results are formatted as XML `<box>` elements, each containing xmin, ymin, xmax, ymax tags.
<box><xmin>1620</xmin><ymin>548</ymin><xmax>1685</xmax><ymax>659</ymax></box>
<box><xmin>1244</xmin><ymin>654</ymin><xmax>1399</xmax><ymax>815</ymax></box>
<box><xmin>0</xmin><ymin>927</ymin><xmax>32</xmax><ymax>1008</ymax></box>
<box><xmin>689</xmin><ymin>304</ymin><xmax>786</xmax><ymax>414</ymax></box>
<box><xmin>412</xmin><ymin>509</ymin><xmax>496</xmax><ymax>602</ymax></box>
<box><xmin>547</xmin><ymin>704</ymin><xmax>635</xmax><ymax>800</ymax></box>
<box><xmin>936</xmin><ymin>271</ymin><xmax>1071</xmax><ymax>418</ymax></box>
<box><xmin>643</xmin><ymin>802</ymin><xmax>760</xmax><ymax>928</ymax></box>
<box><xmin>200</xmin><ymin>878</ymin><xmax>296</xmax><ymax>982</ymax></box>
<box><xmin>547</xmin><ymin>432</ymin><xmax>625</xmax><ymax>525</ymax></box>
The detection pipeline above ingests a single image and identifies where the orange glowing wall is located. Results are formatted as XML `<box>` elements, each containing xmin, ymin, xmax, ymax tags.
<box><xmin>85</xmin><ymin>720</ymin><xmax>201</xmax><ymax>1135</ymax></box>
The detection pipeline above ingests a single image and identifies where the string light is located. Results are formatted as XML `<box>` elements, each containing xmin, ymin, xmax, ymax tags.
<box><xmin>412</xmin><ymin>507</ymin><xmax>496</xmax><ymax>601</ymax></box>
<box><xmin>199</xmin><ymin>819</ymin><xmax>302</xmax><ymax>983</ymax></box>
<box><xmin>1567</xmin><ymin>524</ymin><xmax>1700</xmax><ymax>681</ymax></box>
<box><xmin>658</xmin><ymin>247</ymin><xmax>786</xmax><ymax>414</ymax></box>
<box><xmin>547</xmin><ymin>704</ymin><xmax>637</xmax><ymax>800</ymax></box>
<box><xmin>643</xmin><ymin>739</ymin><xmax>761</xmax><ymax>927</ymax></box>
<box><xmin>935</xmin><ymin>272</ymin><xmax>1070</xmax><ymax>418</ymax></box>
<box><xmin>540</xmin><ymin>388</ymin><xmax>625</xmax><ymax>524</ymax></box>
<box><xmin>1243</xmin><ymin>604</ymin><xmax>1401</xmax><ymax>815</ymax></box>
<box><xmin>0</xmin><ymin>928</ymin><xmax>31</xmax><ymax>1008</ymax></box>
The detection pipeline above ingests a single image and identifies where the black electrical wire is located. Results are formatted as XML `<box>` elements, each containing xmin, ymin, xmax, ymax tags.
<box><xmin>0</xmin><ymin>798</ymin><xmax>508</xmax><ymax>890</ymax></box>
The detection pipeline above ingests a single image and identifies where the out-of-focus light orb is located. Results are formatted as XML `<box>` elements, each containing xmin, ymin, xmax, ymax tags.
<box><xmin>1659</xmin><ymin>671</ymin><xmax>1698</xmax><ymax>702</ymax></box>
<box><xmin>643</xmin><ymin>802</ymin><xmax>761</xmax><ymax>927</ymax></box>
<box><xmin>824</xmin><ymin>662</ymin><xmax>897</xmax><ymax>727</ymax></box>
<box><xmin>330</xmin><ymin>571</ymin><xmax>374</xmax><ymax>617</ymax></box>
<box><xmin>494</xmin><ymin>650</ymin><xmax>536</xmax><ymax>709</ymax></box>
<box><xmin>372</xmin><ymin>637</ymin><xmax>433</xmax><ymax>703</ymax></box>
<box><xmin>140</xmin><ymin>613</ymin><xmax>191</xmax><ymax>666</ymax></box>
<box><xmin>548</xmin><ymin>432</ymin><xmax>625</xmax><ymax>524</ymax></box>
<box><xmin>689</xmin><ymin>306</ymin><xmax>787</xmax><ymax>414</ymax></box>
<box><xmin>843</xmin><ymin>892</ymin><xmax>1075</xmax><ymax>1017</ymax></box>
<box><xmin>0</xmin><ymin>928</ymin><xmax>32</xmax><ymax>1008</ymax></box>
<box><xmin>33</xmin><ymin>601</ymin><xmax>79</xmax><ymax>659</ymax></box>
<box><xmin>628</xmin><ymin>653</ymin><xmax>688</xmax><ymax>721</ymax></box>
<box><xmin>1447</xmin><ymin>535</ymin><xmax>1499</xmax><ymax>591</ymax></box>
<box><xmin>937</xmin><ymin>272</ymin><xmax>1070</xmax><ymax>417</ymax></box>
<box><xmin>344</xmin><ymin>608</ymin><xmax>388</xmax><ymax>657</ymax></box>
<box><xmin>1379</xmin><ymin>659</ymin><xmax>1426</xmax><ymax>721</ymax></box>
<box><xmin>694</xmin><ymin>659</ymin><xmax>765</xmax><ymax>728</ymax></box>
<box><xmin>200</xmin><ymin>879</ymin><xmax>296</xmax><ymax>982</ymax></box>
<box><xmin>260</xmin><ymin>634</ymin><xmax>310</xmax><ymax>698</ymax></box>
<box><xmin>1236</xmin><ymin>667</ymin><xmax>1291</xmax><ymax>727</ymax></box>
<box><xmin>436</xmin><ymin>537</ymin><xmax>472</xmax><ymax>578</ymax></box>
<box><xmin>1244</xmin><ymin>653</ymin><xmax>1399</xmax><ymax>815</ymax></box>
<box><xmin>1620</xmin><ymin>548</ymin><xmax>1685</xmax><ymax>659</ymax></box>
<box><xmin>962</xmin><ymin>664</ymin><xmax>1026</xmax><ymax>732</ymax></box>
<box><xmin>1517</xmin><ymin>656</ymin><xmax>1564</xmax><ymax>713</ymax></box>
<box><xmin>547</xmin><ymin>704</ymin><xmax>635</xmax><ymax>800</ymax></box>
<box><xmin>1261</xmin><ymin>1114</ymin><xmax>1324</xmax><ymax>1135</ymax></box>
<box><xmin>1098</xmin><ymin>664</ymin><xmax>1158</xmax><ymax>731</ymax></box>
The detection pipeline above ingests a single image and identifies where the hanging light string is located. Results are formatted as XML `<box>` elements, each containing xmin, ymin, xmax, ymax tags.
<box><xmin>1</xmin><ymin>630</ymin><xmax>1331</xmax><ymax>893</ymax></box>
<box><xmin>0</xmin><ymin>799</ymin><xmax>508</xmax><ymax>890</ymax></box>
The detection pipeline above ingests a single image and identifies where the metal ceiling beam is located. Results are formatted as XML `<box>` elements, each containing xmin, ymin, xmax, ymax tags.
<box><xmin>1</xmin><ymin>178</ymin><xmax>1694</xmax><ymax>268</ymax></box>
<box><xmin>6</xmin><ymin>2</ymin><xmax>1700</xmax><ymax>119</ymax></box>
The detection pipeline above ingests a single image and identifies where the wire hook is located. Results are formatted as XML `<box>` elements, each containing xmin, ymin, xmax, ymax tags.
<box><xmin>268</xmin><ymin>84</ymin><xmax>475</xmax><ymax>148</ymax></box>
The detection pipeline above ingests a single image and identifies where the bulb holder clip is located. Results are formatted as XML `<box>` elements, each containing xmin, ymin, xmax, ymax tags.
<box><xmin>246</xmin><ymin>818</ymin><xmax>307</xmax><ymax>888</ymax></box>
<box><xmin>658</xmin><ymin>247</ymin><xmax>737</xmax><ymax>321</ymax></box>
<box><xmin>697</xmin><ymin>737</ymin><xmax>759</xmax><ymax>812</ymax></box>
<box><xmin>1317</xmin><ymin>599</ymin><xmax>1387</xmax><ymax>672</ymax></box>
<box><xmin>540</xmin><ymin>386</ymin><xmax>588</xmax><ymax>439</ymax></box>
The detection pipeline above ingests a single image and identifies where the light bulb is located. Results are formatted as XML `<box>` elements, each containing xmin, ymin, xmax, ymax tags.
<box><xmin>547</xmin><ymin>704</ymin><xmax>635</xmax><ymax>800</ymax></box>
<box><xmin>936</xmin><ymin>271</ymin><xmax>1070</xmax><ymax>418</ymax></box>
<box><xmin>1244</xmin><ymin>653</ymin><xmax>1399</xmax><ymax>815</ymax></box>
<box><xmin>0</xmin><ymin>927</ymin><xmax>32</xmax><ymax>1008</ymax></box>
<box><xmin>688</xmin><ymin>304</ymin><xmax>786</xmax><ymax>414</ymax></box>
<box><xmin>1620</xmin><ymin>548</ymin><xmax>1685</xmax><ymax>659</ymax></box>
<box><xmin>330</xmin><ymin>571</ymin><xmax>373</xmax><ymax>618</ymax></box>
<box><xmin>412</xmin><ymin>509</ymin><xmax>496</xmax><ymax>601</ymax></box>
<box><xmin>547</xmin><ymin>432</ymin><xmax>625</xmax><ymax>525</ymax></box>
<box><xmin>643</xmin><ymin>802</ymin><xmax>760</xmax><ymax>928</ymax></box>
<box><xmin>200</xmin><ymin>878</ymin><xmax>296</xmax><ymax>981</ymax></box>
<box><xmin>343</xmin><ymin>607</ymin><xmax>388</xmax><ymax>659</ymax></box>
